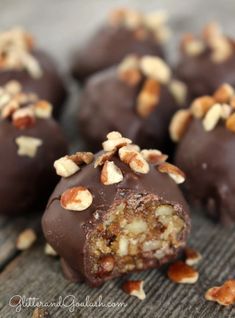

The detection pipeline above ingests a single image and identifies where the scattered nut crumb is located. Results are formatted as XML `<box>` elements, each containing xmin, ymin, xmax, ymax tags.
<box><xmin>184</xmin><ymin>39</ymin><xmax>205</xmax><ymax>56</ymax></box>
<box><xmin>210</xmin><ymin>36</ymin><xmax>233</xmax><ymax>63</ymax></box>
<box><xmin>119</xmin><ymin>145</ymin><xmax>149</xmax><ymax>173</ymax></box>
<box><xmin>226</xmin><ymin>113</ymin><xmax>235</xmax><ymax>132</ymax></box>
<box><xmin>1</xmin><ymin>100</ymin><xmax>19</xmax><ymax>119</ymax></box>
<box><xmin>34</xmin><ymin>101</ymin><xmax>52</xmax><ymax>118</ymax></box>
<box><xmin>141</xmin><ymin>149</ymin><xmax>168</xmax><ymax>165</ymax></box>
<box><xmin>118</xmin><ymin>55</ymin><xmax>139</xmax><ymax>72</ymax></box>
<box><xmin>107</xmin><ymin>131</ymin><xmax>122</xmax><ymax>139</ymax></box>
<box><xmin>100</xmin><ymin>161</ymin><xmax>123</xmax><ymax>185</ymax></box>
<box><xmin>16</xmin><ymin>228</ymin><xmax>37</xmax><ymax>250</ymax></box>
<box><xmin>140</xmin><ymin>56</ymin><xmax>171</xmax><ymax>84</ymax></box>
<box><xmin>181</xmin><ymin>23</ymin><xmax>233</xmax><ymax>63</ymax></box>
<box><xmin>54</xmin><ymin>156</ymin><xmax>80</xmax><ymax>178</ymax></box>
<box><xmin>144</xmin><ymin>10</ymin><xmax>168</xmax><ymax>32</ymax></box>
<box><xmin>205</xmin><ymin>279</ymin><xmax>235</xmax><ymax>306</ymax></box>
<box><xmin>44</xmin><ymin>243</ymin><xmax>58</xmax><ymax>256</ymax></box>
<box><xmin>109</xmin><ymin>9</ymin><xmax>170</xmax><ymax>44</ymax></box>
<box><xmin>185</xmin><ymin>247</ymin><xmax>202</xmax><ymax>266</ymax></box>
<box><xmin>60</xmin><ymin>186</ymin><xmax>93</xmax><ymax>211</ymax></box>
<box><xmin>119</xmin><ymin>145</ymin><xmax>139</xmax><ymax>164</ymax></box>
<box><xmin>32</xmin><ymin>307</ymin><xmax>50</xmax><ymax>318</ymax></box>
<box><xmin>12</xmin><ymin>106</ymin><xmax>35</xmax><ymax>129</ymax></box>
<box><xmin>202</xmin><ymin>103</ymin><xmax>222</xmax><ymax>131</ymax></box>
<box><xmin>94</xmin><ymin>150</ymin><xmax>116</xmax><ymax>168</ymax></box>
<box><xmin>122</xmin><ymin>280</ymin><xmax>146</xmax><ymax>300</ymax></box>
<box><xmin>119</xmin><ymin>69</ymin><xmax>142</xmax><ymax>86</ymax></box>
<box><xmin>169</xmin><ymin>80</ymin><xmax>187</xmax><ymax>106</ymax></box>
<box><xmin>68</xmin><ymin>152</ymin><xmax>94</xmax><ymax>165</ymax></box>
<box><xmin>220</xmin><ymin>104</ymin><xmax>232</xmax><ymax>119</ymax></box>
<box><xmin>168</xmin><ymin>261</ymin><xmax>199</xmax><ymax>284</ymax></box>
<box><xmin>158</xmin><ymin>162</ymin><xmax>185</xmax><ymax>184</ymax></box>
<box><xmin>213</xmin><ymin>83</ymin><xmax>234</xmax><ymax>103</ymax></box>
<box><xmin>169</xmin><ymin>109</ymin><xmax>192</xmax><ymax>142</ymax></box>
<box><xmin>155</xmin><ymin>25</ymin><xmax>171</xmax><ymax>44</ymax></box>
<box><xmin>230</xmin><ymin>96</ymin><xmax>235</xmax><ymax>109</ymax></box>
<box><xmin>129</xmin><ymin>152</ymin><xmax>150</xmax><ymax>174</ymax></box>
<box><xmin>136</xmin><ymin>79</ymin><xmax>160</xmax><ymax>118</ymax></box>
<box><xmin>0</xmin><ymin>27</ymin><xmax>43</xmax><ymax>78</ymax></box>
<box><xmin>15</xmin><ymin>136</ymin><xmax>43</xmax><ymax>158</ymax></box>
<box><xmin>102</xmin><ymin>132</ymin><xmax>132</xmax><ymax>151</ymax></box>
<box><xmin>4</xmin><ymin>80</ymin><xmax>22</xmax><ymax>95</ymax></box>
<box><xmin>190</xmin><ymin>96</ymin><xmax>215</xmax><ymax>119</ymax></box>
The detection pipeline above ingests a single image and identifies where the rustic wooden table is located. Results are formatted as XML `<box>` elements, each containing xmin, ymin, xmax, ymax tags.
<box><xmin>0</xmin><ymin>0</ymin><xmax>235</xmax><ymax>317</ymax></box>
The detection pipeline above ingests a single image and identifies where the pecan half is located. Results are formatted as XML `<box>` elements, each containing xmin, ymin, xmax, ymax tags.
<box><xmin>122</xmin><ymin>280</ymin><xmax>146</xmax><ymax>300</ymax></box>
<box><xmin>168</xmin><ymin>261</ymin><xmax>199</xmax><ymax>284</ymax></box>
<box><xmin>205</xmin><ymin>280</ymin><xmax>235</xmax><ymax>306</ymax></box>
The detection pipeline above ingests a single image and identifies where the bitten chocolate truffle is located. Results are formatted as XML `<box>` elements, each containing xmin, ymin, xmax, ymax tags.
<box><xmin>0</xmin><ymin>27</ymin><xmax>67</xmax><ymax>117</ymax></box>
<box><xmin>78</xmin><ymin>55</ymin><xmax>187</xmax><ymax>152</ymax></box>
<box><xmin>42</xmin><ymin>131</ymin><xmax>190</xmax><ymax>287</ymax></box>
<box><xmin>175</xmin><ymin>23</ymin><xmax>235</xmax><ymax>99</ymax></box>
<box><xmin>0</xmin><ymin>81</ymin><xmax>68</xmax><ymax>215</ymax></box>
<box><xmin>170</xmin><ymin>83</ymin><xmax>235</xmax><ymax>225</ymax></box>
<box><xmin>72</xmin><ymin>8</ymin><xmax>170</xmax><ymax>82</ymax></box>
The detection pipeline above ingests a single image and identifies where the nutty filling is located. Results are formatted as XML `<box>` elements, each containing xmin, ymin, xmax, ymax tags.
<box><xmin>87</xmin><ymin>193</ymin><xmax>186</xmax><ymax>278</ymax></box>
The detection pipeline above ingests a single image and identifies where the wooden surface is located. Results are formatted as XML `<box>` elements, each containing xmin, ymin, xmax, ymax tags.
<box><xmin>1</xmin><ymin>0</ymin><xmax>235</xmax><ymax>317</ymax></box>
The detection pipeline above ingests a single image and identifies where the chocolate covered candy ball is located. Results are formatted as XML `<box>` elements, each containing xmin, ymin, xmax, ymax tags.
<box><xmin>0</xmin><ymin>81</ymin><xmax>68</xmax><ymax>215</ymax></box>
<box><xmin>170</xmin><ymin>83</ymin><xmax>235</xmax><ymax>225</ymax></box>
<box><xmin>175</xmin><ymin>23</ymin><xmax>235</xmax><ymax>100</ymax></box>
<box><xmin>78</xmin><ymin>55</ymin><xmax>187</xmax><ymax>152</ymax></box>
<box><xmin>72</xmin><ymin>8</ymin><xmax>170</xmax><ymax>82</ymax></box>
<box><xmin>0</xmin><ymin>27</ymin><xmax>67</xmax><ymax>117</ymax></box>
<box><xmin>42</xmin><ymin>131</ymin><xmax>190</xmax><ymax>287</ymax></box>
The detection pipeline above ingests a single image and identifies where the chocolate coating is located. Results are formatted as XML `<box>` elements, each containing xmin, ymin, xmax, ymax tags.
<box><xmin>72</xmin><ymin>25</ymin><xmax>164</xmax><ymax>82</ymax></box>
<box><xmin>0</xmin><ymin>117</ymin><xmax>68</xmax><ymax>215</ymax></box>
<box><xmin>175</xmin><ymin>119</ymin><xmax>235</xmax><ymax>225</ymax></box>
<box><xmin>42</xmin><ymin>153</ymin><xmax>190</xmax><ymax>286</ymax></box>
<box><xmin>176</xmin><ymin>50</ymin><xmax>235</xmax><ymax>99</ymax></box>
<box><xmin>78</xmin><ymin>67</ymin><xmax>179</xmax><ymax>153</ymax></box>
<box><xmin>0</xmin><ymin>50</ymin><xmax>67</xmax><ymax>117</ymax></box>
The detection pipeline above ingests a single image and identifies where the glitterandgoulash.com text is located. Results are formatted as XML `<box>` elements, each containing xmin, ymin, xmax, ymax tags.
<box><xmin>9</xmin><ymin>295</ymin><xmax>127</xmax><ymax>312</ymax></box>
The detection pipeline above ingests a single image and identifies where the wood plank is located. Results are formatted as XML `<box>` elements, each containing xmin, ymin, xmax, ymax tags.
<box><xmin>0</xmin><ymin>214</ymin><xmax>41</xmax><ymax>270</ymax></box>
